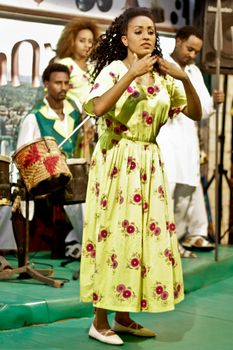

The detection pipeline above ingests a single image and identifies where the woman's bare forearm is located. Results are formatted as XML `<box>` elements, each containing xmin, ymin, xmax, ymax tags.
<box><xmin>93</xmin><ymin>70</ymin><xmax>135</xmax><ymax>117</ymax></box>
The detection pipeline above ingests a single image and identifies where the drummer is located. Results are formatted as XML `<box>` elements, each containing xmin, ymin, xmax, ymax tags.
<box><xmin>17</xmin><ymin>63</ymin><xmax>83</xmax><ymax>258</ymax></box>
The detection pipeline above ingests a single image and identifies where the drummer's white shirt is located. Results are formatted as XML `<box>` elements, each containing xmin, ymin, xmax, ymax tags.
<box><xmin>157</xmin><ymin>56</ymin><xmax>215</xmax><ymax>187</ymax></box>
<box><xmin>17</xmin><ymin>98</ymin><xmax>70</xmax><ymax>149</ymax></box>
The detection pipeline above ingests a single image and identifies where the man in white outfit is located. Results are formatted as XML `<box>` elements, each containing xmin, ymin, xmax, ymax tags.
<box><xmin>157</xmin><ymin>26</ymin><xmax>224</xmax><ymax>257</ymax></box>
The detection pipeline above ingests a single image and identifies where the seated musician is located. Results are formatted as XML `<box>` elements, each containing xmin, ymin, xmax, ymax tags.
<box><xmin>16</xmin><ymin>63</ymin><xmax>83</xmax><ymax>259</ymax></box>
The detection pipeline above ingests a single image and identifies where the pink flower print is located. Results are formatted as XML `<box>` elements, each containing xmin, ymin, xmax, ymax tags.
<box><xmin>133</xmin><ymin>193</ymin><xmax>141</xmax><ymax>203</ymax></box>
<box><xmin>154</xmin><ymin>227</ymin><xmax>161</xmax><ymax>236</ymax></box>
<box><xmin>168</xmin><ymin>107</ymin><xmax>180</xmax><ymax>118</ymax></box>
<box><xmin>122</xmin><ymin>289</ymin><xmax>132</xmax><ymax>298</ymax></box>
<box><xmin>161</xmin><ymin>291</ymin><xmax>169</xmax><ymax>300</ymax></box>
<box><xmin>69</xmin><ymin>83</ymin><xmax>73</xmax><ymax>89</ymax></box>
<box><xmin>141</xmin><ymin>171</ymin><xmax>147</xmax><ymax>183</ymax></box>
<box><xmin>147</xmin><ymin>86</ymin><xmax>155</xmax><ymax>94</ymax></box>
<box><xmin>127</xmin><ymin>224</ymin><xmax>135</xmax><ymax>234</ymax></box>
<box><xmin>111</xmin><ymin>166</ymin><xmax>118</xmax><ymax>178</ymax></box>
<box><xmin>93</xmin><ymin>292</ymin><xmax>98</xmax><ymax>301</ymax></box>
<box><xmin>98</xmin><ymin>228</ymin><xmax>108</xmax><ymax>242</ymax></box>
<box><xmin>105</xmin><ymin>118</ymin><xmax>112</xmax><ymax>128</ymax></box>
<box><xmin>154</xmin><ymin>85</ymin><xmax>160</xmax><ymax>93</ymax></box>
<box><xmin>131</xmin><ymin>258</ymin><xmax>140</xmax><ymax>268</ymax></box>
<box><xmin>114</xmin><ymin>126</ymin><xmax>121</xmax><ymax>134</ymax></box>
<box><xmin>174</xmin><ymin>283</ymin><xmax>182</xmax><ymax>299</ymax></box>
<box><xmin>93</xmin><ymin>82</ymin><xmax>99</xmax><ymax>90</ymax></box>
<box><xmin>127</xmin><ymin>86</ymin><xmax>134</xmax><ymax>93</ymax></box>
<box><xmin>119</xmin><ymin>193</ymin><xmax>124</xmax><ymax>204</ymax></box>
<box><xmin>95</xmin><ymin>183</ymin><xmax>100</xmax><ymax>197</ymax></box>
<box><xmin>164</xmin><ymin>248</ymin><xmax>170</xmax><ymax>257</ymax></box>
<box><xmin>168</xmin><ymin>109</ymin><xmax>175</xmax><ymax>117</ymax></box>
<box><xmin>143</xmin><ymin>202</ymin><xmax>149</xmax><ymax>212</ymax></box>
<box><xmin>111</xmin><ymin>253</ymin><xmax>117</xmax><ymax>261</ymax></box>
<box><xmin>120</xmin><ymin>124</ymin><xmax>128</xmax><ymax>132</ymax></box>
<box><xmin>91</xmin><ymin>250</ymin><xmax>96</xmax><ymax>258</ymax></box>
<box><xmin>100</xmin><ymin>229</ymin><xmax>108</xmax><ymax>239</ymax></box>
<box><xmin>122</xmin><ymin>219</ymin><xmax>129</xmax><ymax>228</ymax></box>
<box><xmin>116</xmin><ymin>284</ymin><xmax>126</xmax><ymax>293</ymax></box>
<box><xmin>142</xmin><ymin>111</ymin><xmax>149</xmax><ymax>118</ymax></box>
<box><xmin>130</xmin><ymin>161</ymin><xmax>136</xmax><ymax>170</ymax></box>
<box><xmin>151</xmin><ymin>163</ymin><xmax>156</xmax><ymax>174</ymax></box>
<box><xmin>127</xmin><ymin>157</ymin><xmax>137</xmax><ymax>172</ymax></box>
<box><xmin>145</xmin><ymin>116</ymin><xmax>153</xmax><ymax>125</ymax></box>
<box><xmin>86</xmin><ymin>243</ymin><xmax>94</xmax><ymax>252</ymax></box>
<box><xmin>141</xmin><ymin>299</ymin><xmax>147</xmax><ymax>309</ymax></box>
<box><xmin>111</xmin><ymin>139</ymin><xmax>119</xmax><ymax>145</ymax></box>
<box><xmin>158</xmin><ymin>185</ymin><xmax>164</xmax><ymax>198</ymax></box>
<box><xmin>132</xmin><ymin>90</ymin><xmax>140</xmax><ymax>98</ymax></box>
<box><xmin>149</xmin><ymin>222</ymin><xmax>156</xmax><ymax>231</ymax></box>
<box><xmin>170</xmin><ymin>257</ymin><xmax>175</xmax><ymax>266</ymax></box>
<box><xmin>69</xmin><ymin>65</ymin><xmax>74</xmax><ymax>72</ymax></box>
<box><xmin>101</xmin><ymin>196</ymin><xmax>107</xmax><ymax>209</ymax></box>
<box><xmin>109</xmin><ymin>71</ymin><xmax>115</xmax><ymax>77</ymax></box>
<box><xmin>141</xmin><ymin>265</ymin><xmax>146</xmax><ymax>278</ymax></box>
<box><xmin>155</xmin><ymin>285</ymin><xmax>164</xmax><ymax>294</ymax></box>
<box><xmin>112</xmin><ymin>260</ymin><xmax>118</xmax><ymax>269</ymax></box>
<box><xmin>141</xmin><ymin>265</ymin><xmax>150</xmax><ymax>278</ymax></box>
<box><xmin>169</xmin><ymin>223</ymin><xmax>176</xmax><ymax>232</ymax></box>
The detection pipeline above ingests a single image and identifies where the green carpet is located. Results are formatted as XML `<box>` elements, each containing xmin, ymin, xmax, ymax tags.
<box><xmin>1</xmin><ymin>274</ymin><xmax>233</xmax><ymax>349</ymax></box>
<box><xmin>0</xmin><ymin>245</ymin><xmax>233</xmax><ymax>339</ymax></box>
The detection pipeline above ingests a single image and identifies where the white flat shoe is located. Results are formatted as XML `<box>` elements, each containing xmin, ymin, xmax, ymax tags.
<box><xmin>112</xmin><ymin>320</ymin><xmax>157</xmax><ymax>337</ymax></box>
<box><xmin>89</xmin><ymin>323</ymin><xmax>124</xmax><ymax>345</ymax></box>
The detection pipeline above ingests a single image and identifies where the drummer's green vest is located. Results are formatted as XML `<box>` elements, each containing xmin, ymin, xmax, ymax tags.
<box><xmin>31</xmin><ymin>99</ymin><xmax>81</xmax><ymax>158</ymax></box>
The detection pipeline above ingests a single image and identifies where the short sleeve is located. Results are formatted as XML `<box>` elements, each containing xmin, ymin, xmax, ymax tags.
<box><xmin>167</xmin><ymin>77</ymin><xmax>187</xmax><ymax>119</ymax></box>
<box><xmin>84</xmin><ymin>61</ymin><xmax>120</xmax><ymax>116</ymax></box>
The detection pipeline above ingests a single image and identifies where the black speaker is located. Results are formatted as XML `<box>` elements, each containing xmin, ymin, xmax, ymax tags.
<box><xmin>195</xmin><ymin>0</ymin><xmax>233</xmax><ymax>74</ymax></box>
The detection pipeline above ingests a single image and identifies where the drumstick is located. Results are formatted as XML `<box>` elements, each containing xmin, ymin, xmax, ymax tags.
<box><xmin>58</xmin><ymin>115</ymin><xmax>91</xmax><ymax>149</ymax></box>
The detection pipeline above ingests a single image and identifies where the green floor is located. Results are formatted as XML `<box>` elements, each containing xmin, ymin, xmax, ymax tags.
<box><xmin>1</xmin><ymin>246</ymin><xmax>233</xmax><ymax>349</ymax></box>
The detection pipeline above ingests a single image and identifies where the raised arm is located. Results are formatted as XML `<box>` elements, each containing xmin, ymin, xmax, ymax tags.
<box><xmin>92</xmin><ymin>54</ymin><xmax>157</xmax><ymax>117</ymax></box>
<box><xmin>157</xmin><ymin>57</ymin><xmax>202</xmax><ymax>121</ymax></box>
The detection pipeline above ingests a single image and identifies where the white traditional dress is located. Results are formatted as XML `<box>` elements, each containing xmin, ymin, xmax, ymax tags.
<box><xmin>80</xmin><ymin>60</ymin><xmax>186</xmax><ymax>313</ymax></box>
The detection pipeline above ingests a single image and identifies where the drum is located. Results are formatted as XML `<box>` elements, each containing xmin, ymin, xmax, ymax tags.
<box><xmin>48</xmin><ymin>158</ymin><xmax>89</xmax><ymax>205</ymax></box>
<box><xmin>0</xmin><ymin>155</ymin><xmax>11</xmax><ymax>206</ymax></box>
<box><xmin>12</xmin><ymin>137</ymin><xmax>72</xmax><ymax>197</ymax></box>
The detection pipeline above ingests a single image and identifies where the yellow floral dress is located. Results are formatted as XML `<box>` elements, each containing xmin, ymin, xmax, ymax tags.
<box><xmin>80</xmin><ymin>60</ymin><xmax>186</xmax><ymax>313</ymax></box>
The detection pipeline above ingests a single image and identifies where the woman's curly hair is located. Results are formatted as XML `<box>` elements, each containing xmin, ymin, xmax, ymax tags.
<box><xmin>90</xmin><ymin>7</ymin><xmax>163</xmax><ymax>82</ymax></box>
<box><xmin>56</xmin><ymin>18</ymin><xmax>99</xmax><ymax>59</ymax></box>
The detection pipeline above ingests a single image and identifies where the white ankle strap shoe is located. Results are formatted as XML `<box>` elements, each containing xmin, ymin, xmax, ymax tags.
<box><xmin>89</xmin><ymin>323</ymin><xmax>124</xmax><ymax>345</ymax></box>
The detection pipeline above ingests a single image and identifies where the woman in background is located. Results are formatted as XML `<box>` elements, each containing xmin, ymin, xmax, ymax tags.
<box><xmin>54</xmin><ymin>19</ymin><xmax>99</xmax><ymax>259</ymax></box>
